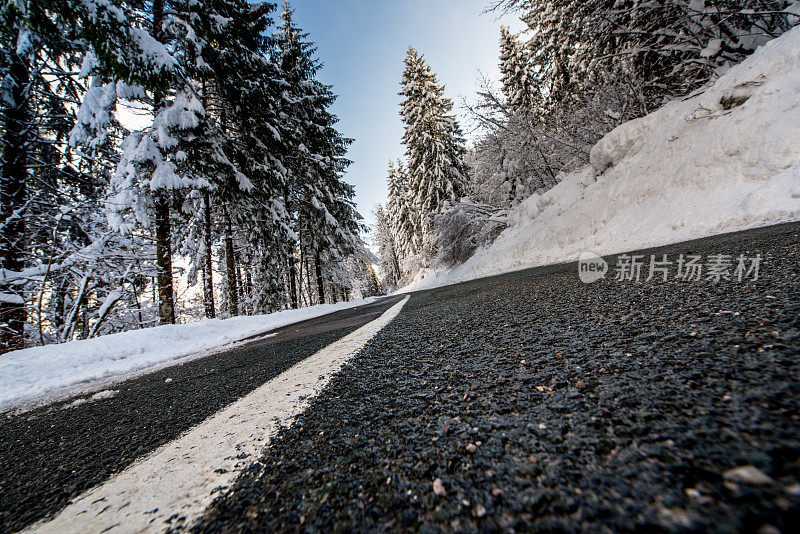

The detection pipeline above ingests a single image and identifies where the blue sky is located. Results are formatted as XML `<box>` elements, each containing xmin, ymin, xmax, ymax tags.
<box><xmin>290</xmin><ymin>0</ymin><xmax>524</xmax><ymax>227</ymax></box>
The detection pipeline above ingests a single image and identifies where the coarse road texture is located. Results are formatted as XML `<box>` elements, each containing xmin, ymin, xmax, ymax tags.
<box><xmin>192</xmin><ymin>222</ymin><xmax>800</xmax><ymax>533</ymax></box>
<box><xmin>0</xmin><ymin>296</ymin><xmax>404</xmax><ymax>533</ymax></box>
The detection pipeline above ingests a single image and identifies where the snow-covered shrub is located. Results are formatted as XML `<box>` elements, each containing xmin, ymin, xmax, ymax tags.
<box><xmin>432</xmin><ymin>202</ymin><xmax>507</xmax><ymax>266</ymax></box>
<box><xmin>465</xmin><ymin>74</ymin><xmax>635</xmax><ymax>209</ymax></box>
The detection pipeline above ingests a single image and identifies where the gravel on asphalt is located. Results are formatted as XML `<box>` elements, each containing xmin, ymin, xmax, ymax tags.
<box><xmin>0</xmin><ymin>297</ymin><xmax>402</xmax><ymax>533</ymax></box>
<box><xmin>192</xmin><ymin>223</ymin><xmax>800</xmax><ymax>533</ymax></box>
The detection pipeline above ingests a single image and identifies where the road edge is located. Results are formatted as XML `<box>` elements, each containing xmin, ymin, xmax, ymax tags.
<box><xmin>22</xmin><ymin>296</ymin><xmax>410</xmax><ymax>534</ymax></box>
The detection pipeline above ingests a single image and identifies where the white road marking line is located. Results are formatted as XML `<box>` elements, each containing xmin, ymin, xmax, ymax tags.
<box><xmin>22</xmin><ymin>296</ymin><xmax>409</xmax><ymax>534</ymax></box>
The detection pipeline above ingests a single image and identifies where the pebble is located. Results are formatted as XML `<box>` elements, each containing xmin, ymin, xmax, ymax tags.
<box><xmin>657</xmin><ymin>507</ymin><xmax>694</xmax><ymax>528</ymax></box>
<box><xmin>785</xmin><ymin>483</ymin><xmax>800</xmax><ymax>496</ymax></box>
<box><xmin>433</xmin><ymin>478</ymin><xmax>446</xmax><ymax>497</ymax></box>
<box><xmin>723</xmin><ymin>465</ymin><xmax>774</xmax><ymax>486</ymax></box>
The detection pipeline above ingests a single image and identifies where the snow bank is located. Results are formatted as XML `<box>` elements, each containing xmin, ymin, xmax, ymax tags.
<box><xmin>404</xmin><ymin>27</ymin><xmax>800</xmax><ymax>292</ymax></box>
<box><xmin>0</xmin><ymin>298</ymin><xmax>379</xmax><ymax>412</ymax></box>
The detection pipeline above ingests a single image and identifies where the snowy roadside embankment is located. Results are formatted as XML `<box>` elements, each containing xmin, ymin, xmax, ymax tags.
<box><xmin>0</xmin><ymin>298</ymin><xmax>379</xmax><ymax>413</ymax></box>
<box><xmin>404</xmin><ymin>27</ymin><xmax>800</xmax><ymax>292</ymax></box>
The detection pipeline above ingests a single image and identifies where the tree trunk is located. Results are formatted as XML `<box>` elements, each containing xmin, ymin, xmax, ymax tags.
<box><xmin>299</xmin><ymin>281</ymin><xmax>308</xmax><ymax>308</ymax></box>
<box><xmin>53</xmin><ymin>278</ymin><xmax>67</xmax><ymax>332</ymax></box>
<box><xmin>304</xmin><ymin>255</ymin><xmax>313</xmax><ymax>306</ymax></box>
<box><xmin>284</xmin><ymin>184</ymin><xmax>298</xmax><ymax>309</ymax></box>
<box><xmin>298</xmin><ymin>240</ymin><xmax>309</xmax><ymax>308</ymax></box>
<box><xmin>202</xmin><ymin>192</ymin><xmax>215</xmax><ymax>318</ymax></box>
<box><xmin>151</xmin><ymin>0</ymin><xmax>175</xmax><ymax>326</ymax></box>
<box><xmin>391</xmin><ymin>245</ymin><xmax>401</xmax><ymax>284</ymax></box>
<box><xmin>0</xmin><ymin>38</ymin><xmax>29</xmax><ymax>353</ymax></box>
<box><xmin>314</xmin><ymin>250</ymin><xmax>325</xmax><ymax>305</ymax></box>
<box><xmin>244</xmin><ymin>268</ymin><xmax>253</xmax><ymax>315</ymax></box>
<box><xmin>154</xmin><ymin>193</ymin><xmax>175</xmax><ymax>325</ymax></box>
<box><xmin>287</xmin><ymin>255</ymin><xmax>298</xmax><ymax>309</ymax></box>
<box><xmin>131</xmin><ymin>276</ymin><xmax>144</xmax><ymax>328</ymax></box>
<box><xmin>236</xmin><ymin>266</ymin><xmax>245</xmax><ymax>314</ymax></box>
<box><xmin>223</xmin><ymin>207</ymin><xmax>239</xmax><ymax>316</ymax></box>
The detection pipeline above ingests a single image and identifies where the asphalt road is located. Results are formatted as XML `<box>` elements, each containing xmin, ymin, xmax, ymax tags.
<box><xmin>0</xmin><ymin>296</ymin><xmax>404</xmax><ymax>532</ymax></box>
<box><xmin>191</xmin><ymin>222</ymin><xmax>800</xmax><ymax>533</ymax></box>
<box><xmin>2</xmin><ymin>222</ymin><xmax>799</xmax><ymax>533</ymax></box>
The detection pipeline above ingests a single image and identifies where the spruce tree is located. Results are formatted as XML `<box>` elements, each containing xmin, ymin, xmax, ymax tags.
<box><xmin>276</xmin><ymin>2</ymin><xmax>361</xmax><ymax>306</ymax></box>
<box><xmin>0</xmin><ymin>0</ymin><xmax>117</xmax><ymax>349</ymax></box>
<box><xmin>374</xmin><ymin>204</ymin><xmax>401</xmax><ymax>288</ymax></box>
<box><xmin>0</xmin><ymin>2</ymin><xmax>34</xmax><ymax>350</ymax></box>
<box><xmin>67</xmin><ymin>0</ymin><xmax>202</xmax><ymax>326</ymax></box>
<box><xmin>496</xmin><ymin>0</ymin><xmax>797</xmax><ymax>113</ymax></box>
<box><xmin>71</xmin><ymin>0</ymin><xmax>293</xmax><ymax>321</ymax></box>
<box><xmin>0</xmin><ymin>0</ymin><xmax>374</xmax><ymax>350</ymax></box>
<box><xmin>184</xmin><ymin>0</ymin><xmax>290</xmax><ymax>316</ymax></box>
<box><xmin>399</xmin><ymin>47</ymin><xmax>468</xmax><ymax>247</ymax></box>
<box><xmin>499</xmin><ymin>26</ymin><xmax>537</xmax><ymax>112</ymax></box>
<box><xmin>386</xmin><ymin>160</ymin><xmax>417</xmax><ymax>262</ymax></box>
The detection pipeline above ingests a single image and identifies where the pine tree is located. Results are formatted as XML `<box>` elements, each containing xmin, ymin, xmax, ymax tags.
<box><xmin>184</xmin><ymin>0</ymin><xmax>289</xmax><ymax>316</ymax></box>
<box><xmin>276</xmin><ymin>2</ymin><xmax>362</xmax><ymax>307</ymax></box>
<box><xmin>275</xmin><ymin>2</ymin><xmax>314</xmax><ymax>309</ymax></box>
<box><xmin>495</xmin><ymin>0</ymin><xmax>797</xmax><ymax>113</ymax></box>
<box><xmin>1</xmin><ymin>0</ymin><xmax>194</xmax><ymax>350</ymax></box>
<box><xmin>0</xmin><ymin>2</ymin><xmax>34</xmax><ymax>350</ymax></box>
<box><xmin>399</xmin><ymin>47</ymin><xmax>468</xmax><ymax>248</ymax></box>
<box><xmin>0</xmin><ymin>0</ymin><xmax>117</xmax><ymax>350</ymax></box>
<box><xmin>499</xmin><ymin>26</ymin><xmax>537</xmax><ymax>112</ymax></box>
<box><xmin>66</xmin><ymin>0</ymin><xmax>204</xmax><ymax>327</ymax></box>
<box><xmin>386</xmin><ymin>160</ymin><xmax>417</xmax><ymax>262</ymax></box>
<box><xmin>0</xmin><ymin>0</ymin><xmax>374</xmax><ymax>351</ymax></box>
<box><xmin>374</xmin><ymin>204</ymin><xmax>401</xmax><ymax>288</ymax></box>
<box><xmin>71</xmin><ymin>0</ymin><xmax>293</xmax><ymax>322</ymax></box>
<box><xmin>215</xmin><ymin>1</ymin><xmax>294</xmax><ymax>314</ymax></box>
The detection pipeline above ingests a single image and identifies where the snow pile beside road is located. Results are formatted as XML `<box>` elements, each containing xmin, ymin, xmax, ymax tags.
<box><xmin>404</xmin><ymin>27</ymin><xmax>800</xmax><ymax>291</ymax></box>
<box><xmin>0</xmin><ymin>298</ymin><xmax>378</xmax><ymax>412</ymax></box>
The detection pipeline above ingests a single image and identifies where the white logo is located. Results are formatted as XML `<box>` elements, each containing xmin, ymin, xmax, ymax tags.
<box><xmin>578</xmin><ymin>251</ymin><xmax>608</xmax><ymax>283</ymax></box>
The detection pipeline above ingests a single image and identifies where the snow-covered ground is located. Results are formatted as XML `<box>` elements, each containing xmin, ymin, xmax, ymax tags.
<box><xmin>0</xmin><ymin>298</ymin><xmax>379</xmax><ymax>413</ymax></box>
<box><xmin>404</xmin><ymin>27</ymin><xmax>800</xmax><ymax>292</ymax></box>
